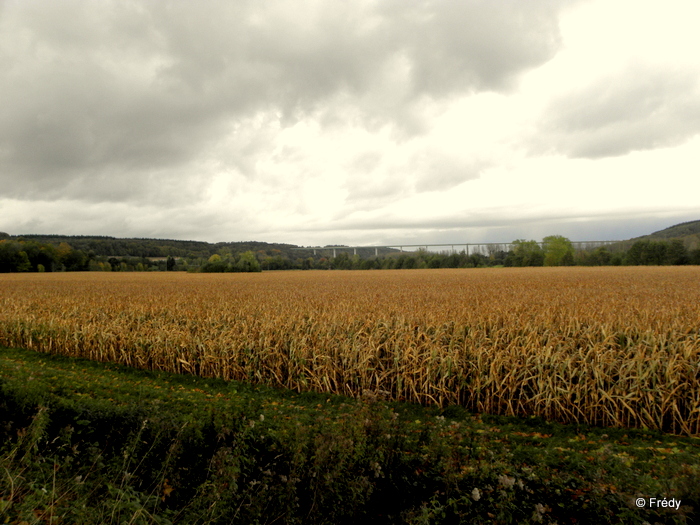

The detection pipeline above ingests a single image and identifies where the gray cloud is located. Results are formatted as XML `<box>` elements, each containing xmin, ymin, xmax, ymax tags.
<box><xmin>412</xmin><ymin>154</ymin><xmax>486</xmax><ymax>192</ymax></box>
<box><xmin>534</xmin><ymin>66</ymin><xmax>700</xmax><ymax>158</ymax></box>
<box><xmin>0</xmin><ymin>0</ymin><xmax>564</xmax><ymax>203</ymax></box>
<box><xmin>286</xmin><ymin>205</ymin><xmax>700</xmax><ymax>244</ymax></box>
<box><xmin>383</xmin><ymin>0</ymin><xmax>563</xmax><ymax>96</ymax></box>
<box><xmin>343</xmin><ymin>151</ymin><xmax>404</xmax><ymax>204</ymax></box>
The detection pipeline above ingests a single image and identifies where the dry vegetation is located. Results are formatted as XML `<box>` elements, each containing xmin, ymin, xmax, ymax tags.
<box><xmin>1</xmin><ymin>267</ymin><xmax>699</xmax><ymax>434</ymax></box>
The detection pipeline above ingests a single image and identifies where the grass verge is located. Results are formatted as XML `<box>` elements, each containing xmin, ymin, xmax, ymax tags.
<box><xmin>1</xmin><ymin>346</ymin><xmax>698</xmax><ymax>524</ymax></box>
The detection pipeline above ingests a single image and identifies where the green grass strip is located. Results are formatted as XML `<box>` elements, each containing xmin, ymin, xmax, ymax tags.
<box><xmin>1</xmin><ymin>346</ymin><xmax>698</xmax><ymax>524</ymax></box>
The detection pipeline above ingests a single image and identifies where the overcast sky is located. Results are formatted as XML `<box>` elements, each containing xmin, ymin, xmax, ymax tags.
<box><xmin>1</xmin><ymin>0</ymin><xmax>699</xmax><ymax>246</ymax></box>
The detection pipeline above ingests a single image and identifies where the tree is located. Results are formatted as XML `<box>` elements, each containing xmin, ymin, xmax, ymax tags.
<box><xmin>0</xmin><ymin>241</ymin><xmax>31</xmax><ymax>272</ymax></box>
<box><xmin>23</xmin><ymin>241</ymin><xmax>57</xmax><ymax>271</ymax></box>
<box><xmin>63</xmin><ymin>249</ymin><xmax>89</xmax><ymax>271</ymax></box>
<box><xmin>16</xmin><ymin>251</ymin><xmax>31</xmax><ymax>272</ymax></box>
<box><xmin>331</xmin><ymin>252</ymin><xmax>351</xmax><ymax>270</ymax></box>
<box><xmin>507</xmin><ymin>240</ymin><xmax>544</xmax><ymax>267</ymax></box>
<box><xmin>625</xmin><ymin>240</ymin><xmax>667</xmax><ymax>265</ymax></box>
<box><xmin>665</xmin><ymin>239</ymin><xmax>689</xmax><ymax>265</ymax></box>
<box><xmin>543</xmin><ymin>235</ymin><xmax>574</xmax><ymax>266</ymax></box>
<box><xmin>236</xmin><ymin>251</ymin><xmax>261</xmax><ymax>272</ymax></box>
<box><xmin>56</xmin><ymin>242</ymin><xmax>73</xmax><ymax>266</ymax></box>
<box><xmin>577</xmin><ymin>246</ymin><xmax>612</xmax><ymax>266</ymax></box>
<box><xmin>690</xmin><ymin>248</ymin><xmax>700</xmax><ymax>265</ymax></box>
<box><xmin>201</xmin><ymin>253</ymin><xmax>227</xmax><ymax>272</ymax></box>
<box><xmin>468</xmin><ymin>253</ymin><xmax>487</xmax><ymax>268</ymax></box>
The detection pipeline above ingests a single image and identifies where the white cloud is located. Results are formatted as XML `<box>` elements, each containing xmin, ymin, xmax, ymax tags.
<box><xmin>1</xmin><ymin>0</ymin><xmax>698</xmax><ymax>244</ymax></box>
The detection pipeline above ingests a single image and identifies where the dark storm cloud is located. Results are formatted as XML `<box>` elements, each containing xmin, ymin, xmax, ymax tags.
<box><xmin>534</xmin><ymin>66</ymin><xmax>700</xmax><ymax>158</ymax></box>
<box><xmin>0</xmin><ymin>0</ymin><xmax>564</xmax><ymax>203</ymax></box>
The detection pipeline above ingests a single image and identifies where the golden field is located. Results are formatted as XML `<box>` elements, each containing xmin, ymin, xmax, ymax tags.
<box><xmin>1</xmin><ymin>267</ymin><xmax>699</xmax><ymax>434</ymax></box>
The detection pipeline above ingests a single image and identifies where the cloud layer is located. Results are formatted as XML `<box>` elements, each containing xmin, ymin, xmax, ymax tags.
<box><xmin>1</xmin><ymin>0</ymin><xmax>699</xmax><ymax>244</ymax></box>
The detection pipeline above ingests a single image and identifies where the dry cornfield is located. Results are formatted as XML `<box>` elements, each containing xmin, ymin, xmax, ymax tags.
<box><xmin>1</xmin><ymin>267</ymin><xmax>699</xmax><ymax>434</ymax></box>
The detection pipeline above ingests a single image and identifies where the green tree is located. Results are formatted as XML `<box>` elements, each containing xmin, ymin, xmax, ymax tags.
<box><xmin>331</xmin><ymin>252</ymin><xmax>351</xmax><ymax>270</ymax></box>
<box><xmin>23</xmin><ymin>241</ymin><xmax>57</xmax><ymax>271</ymax></box>
<box><xmin>690</xmin><ymin>248</ymin><xmax>700</xmax><ymax>265</ymax></box>
<box><xmin>507</xmin><ymin>240</ymin><xmax>544</xmax><ymax>267</ymax></box>
<box><xmin>543</xmin><ymin>235</ymin><xmax>575</xmax><ymax>266</ymax></box>
<box><xmin>236</xmin><ymin>251</ymin><xmax>261</xmax><ymax>272</ymax></box>
<box><xmin>577</xmin><ymin>246</ymin><xmax>613</xmax><ymax>266</ymax></box>
<box><xmin>16</xmin><ymin>250</ymin><xmax>31</xmax><ymax>272</ymax></box>
<box><xmin>625</xmin><ymin>241</ymin><xmax>667</xmax><ymax>265</ymax></box>
<box><xmin>665</xmin><ymin>239</ymin><xmax>689</xmax><ymax>265</ymax></box>
<box><xmin>56</xmin><ymin>242</ymin><xmax>73</xmax><ymax>266</ymax></box>
<box><xmin>0</xmin><ymin>241</ymin><xmax>31</xmax><ymax>272</ymax></box>
<box><xmin>201</xmin><ymin>253</ymin><xmax>227</xmax><ymax>272</ymax></box>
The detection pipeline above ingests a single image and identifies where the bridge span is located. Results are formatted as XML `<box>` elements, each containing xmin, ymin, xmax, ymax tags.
<box><xmin>291</xmin><ymin>240</ymin><xmax>620</xmax><ymax>258</ymax></box>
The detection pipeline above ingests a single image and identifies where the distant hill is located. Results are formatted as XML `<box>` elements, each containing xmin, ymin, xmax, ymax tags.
<box><xmin>7</xmin><ymin>220</ymin><xmax>699</xmax><ymax>260</ymax></box>
<box><xmin>6</xmin><ymin>234</ymin><xmax>309</xmax><ymax>259</ymax></box>
<box><xmin>4</xmin><ymin>234</ymin><xmax>398</xmax><ymax>261</ymax></box>
<box><xmin>627</xmin><ymin>220</ymin><xmax>700</xmax><ymax>249</ymax></box>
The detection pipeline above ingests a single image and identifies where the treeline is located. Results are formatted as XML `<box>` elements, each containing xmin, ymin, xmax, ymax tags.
<box><xmin>307</xmin><ymin>237</ymin><xmax>700</xmax><ymax>270</ymax></box>
<box><xmin>504</xmin><ymin>237</ymin><xmax>697</xmax><ymax>267</ymax></box>
<box><xmin>199</xmin><ymin>251</ymin><xmax>261</xmax><ymax>273</ymax></box>
<box><xmin>1</xmin><ymin>234</ymin><xmax>699</xmax><ymax>273</ymax></box>
<box><xmin>0</xmin><ymin>240</ymin><xmax>90</xmax><ymax>272</ymax></box>
<box><xmin>3</xmin><ymin>233</ymin><xmax>298</xmax><ymax>259</ymax></box>
<box><xmin>0</xmin><ymin>238</ymin><xmax>186</xmax><ymax>273</ymax></box>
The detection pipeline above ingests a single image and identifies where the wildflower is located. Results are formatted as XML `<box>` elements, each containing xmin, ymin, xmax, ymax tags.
<box><xmin>499</xmin><ymin>475</ymin><xmax>516</xmax><ymax>489</ymax></box>
<box><xmin>471</xmin><ymin>487</ymin><xmax>481</xmax><ymax>501</ymax></box>
<box><xmin>533</xmin><ymin>503</ymin><xmax>550</xmax><ymax>522</ymax></box>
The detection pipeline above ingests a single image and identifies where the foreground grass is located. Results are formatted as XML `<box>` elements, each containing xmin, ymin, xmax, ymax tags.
<box><xmin>1</xmin><ymin>346</ymin><xmax>698</xmax><ymax>524</ymax></box>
